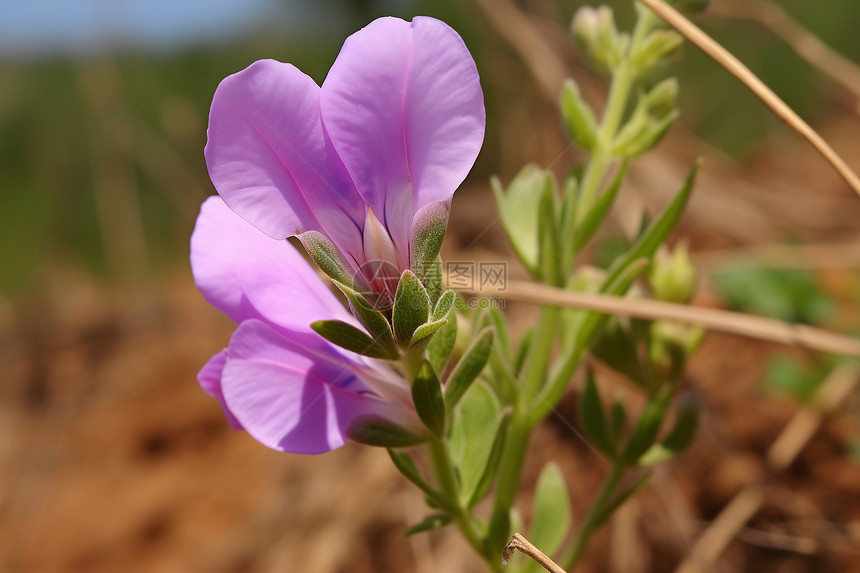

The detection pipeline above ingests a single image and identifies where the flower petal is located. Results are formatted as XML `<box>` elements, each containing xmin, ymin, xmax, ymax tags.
<box><xmin>205</xmin><ymin>59</ymin><xmax>363</xmax><ymax>250</ymax></box>
<box><xmin>190</xmin><ymin>196</ymin><xmax>357</xmax><ymax>331</ymax></box>
<box><xmin>198</xmin><ymin>349</ymin><xmax>244</xmax><ymax>430</ymax></box>
<box><xmin>221</xmin><ymin>320</ymin><xmax>404</xmax><ymax>454</ymax></box>
<box><xmin>321</xmin><ymin>17</ymin><xmax>484</xmax><ymax>253</ymax></box>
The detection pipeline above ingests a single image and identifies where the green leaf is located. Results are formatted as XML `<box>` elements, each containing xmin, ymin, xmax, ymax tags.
<box><xmin>388</xmin><ymin>449</ymin><xmax>458</xmax><ymax>514</ymax></box>
<box><xmin>433</xmin><ymin>289</ymin><xmax>457</xmax><ymax>321</ymax></box>
<box><xmin>524</xmin><ymin>462</ymin><xmax>571</xmax><ymax>573</ymax></box>
<box><xmin>467</xmin><ymin>411</ymin><xmax>511</xmax><ymax>508</ymax></box>
<box><xmin>610</xmin><ymin>396</ymin><xmax>627</xmax><ymax>448</ymax></box>
<box><xmin>311</xmin><ymin>320</ymin><xmax>397</xmax><ymax>360</ymax></box>
<box><xmin>580</xmin><ymin>371</ymin><xmax>615</xmax><ymax>456</ymax></box>
<box><xmin>347</xmin><ymin>416</ymin><xmax>426</xmax><ymax>448</ymax></box>
<box><xmin>404</xmin><ymin>513</ymin><xmax>452</xmax><ymax>536</ymax></box>
<box><xmin>448</xmin><ymin>382</ymin><xmax>502</xmax><ymax>505</ymax></box>
<box><xmin>538</xmin><ymin>173</ymin><xmax>563</xmax><ymax>286</ymax></box>
<box><xmin>593</xmin><ymin>470</ymin><xmax>652</xmax><ymax>527</ymax></box>
<box><xmin>332</xmin><ymin>279</ymin><xmax>396</xmax><ymax>353</ymax></box>
<box><xmin>392</xmin><ymin>270</ymin><xmax>431</xmax><ymax>345</ymax></box>
<box><xmin>514</xmin><ymin>328</ymin><xmax>533</xmax><ymax>376</ymax></box>
<box><xmin>603</xmin><ymin>160</ymin><xmax>699</xmax><ymax>290</ymax></box>
<box><xmin>491</xmin><ymin>165</ymin><xmax>548</xmax><ymax>277</ymax></box>
<box><xmin>560</xmin><ymin>78</ymin><xmax>599</xmax><ymax>151</ymax></box>
<box><xmin>621</xmin><ymin>387</ymin><xmax>672</xmax><ymax>465</ymax></box>
<box><xmin>412</xmin><ymin>362</ymin><xmax>446</xmax><ymax>437</ymax></box>
<box><xmin>444</xmin><ymin>328</ymin><xmax>494</xmax><ymax>410</ymax></box>
<box><xmin>488</xmin><ymin>306</ymin><xmax>511</xmax><ymax>362</ymax></box>
<box><xmin>574</xmin><ymin>160</ymin><xmax>629</xmax><ymax>253</ymax></box>
<box><xmin>592</xmin><ymin>318</ymin><xmax>651</xmax><ymax>389</ymax></box>
<box><xmin>428</xmin><ymin>309</ymin><xmax>458</xmax><ymax>375</ymax></box>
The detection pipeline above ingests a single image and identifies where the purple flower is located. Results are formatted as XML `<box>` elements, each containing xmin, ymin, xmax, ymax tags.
<box><xmin>204</xmin><ymin>16</ymin><xmax>484</xmax><ymax>306</ymax></box>
<box><xmin>191</xmin><ymin>197</ymin><xmax>421</xmax><ymax>454</ymax></box>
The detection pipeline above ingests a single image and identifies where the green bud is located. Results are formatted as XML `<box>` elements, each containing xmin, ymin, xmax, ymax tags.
<box><xmin>649</xmin><ymin>321</ymin><xmax>704</xmax><ymax>382</ymax></box>
<box><xmin>612</xmin><ymin>79</ymin><xmax>680</xmax><ymax>158</ymax></box>
<box><xmin>572</xmin><ymin>6</ymin><xmax>625</xmax><ymax>71</ymax></box>
<box><xmin>630</xmin><ymin>29</ymin><xmax>683</xmax><ymax>75</ymax></box>
<box><xmin>648</xmin><ymin>242</ymin><xmax>696</xmax><ymax>304</ymax></box>
<box><xmin>642</xmin><ymin>78</ymin><xmax>680</xmax><ymax>118</ymax></box>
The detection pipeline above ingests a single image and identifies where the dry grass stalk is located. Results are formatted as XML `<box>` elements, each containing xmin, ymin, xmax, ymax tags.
<box><xmin>492</xmin><ymin>280</ymin><xmax>860</xmax><ymax>358</ymax></box>
<box><xmin>637</xmin><ymin>0</ymin><xmax>860</xmax><ymax>197</ymax></box>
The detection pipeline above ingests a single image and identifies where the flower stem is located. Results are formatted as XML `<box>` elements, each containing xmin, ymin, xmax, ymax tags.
<box><xmin>559</xmin><ymin>462</ymin><xmax>626</xmax><ymax>570</ymax></box>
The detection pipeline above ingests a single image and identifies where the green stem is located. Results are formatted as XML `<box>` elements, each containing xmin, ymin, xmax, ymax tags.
<box><xmin>559</xmin><ymin>462</ymin><xmax>626</xmax><ymax>570</ymax></box>
<box><xmin>427</xmin><ymin>438</ymin><xmax>486</xmax><ymax>557</ymax></box>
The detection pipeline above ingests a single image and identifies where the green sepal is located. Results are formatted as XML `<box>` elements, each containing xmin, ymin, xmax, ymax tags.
<box><xmin>411</xmin><ymin>319</ymin><xmax>448</xmax><ymax>347</ymax></box>
<box><xmin>444</xmin><ymin>327</ymin><xmax>494</xmax><ymax>410</ymax></box>
<box><xmin>411</xmin><ymin>201</ymin><xmax>450</xmax><ymax>282</ymax></box>
<box><xmin>404</xmin><ymin>513</ymin><xmax>452</xmax><ymax>536</ymax></box>
<box><xmin>621</xmin><ymin>387</ymin><xmax>673</xmax><ymax>465</ymax></box>
<box><xmin>525</xmin><ymin>462</ymin><xmax>571</xmax><ymax>572</ymax></box>
<box><xmin>560</xmin><ymin>78</ymin><xmax>599</xmax><ymax>151</ymax></box>
<box><xmin>392</xmin><ymin>270</ymin><xmax>431</xmax><ymax>346</ymax></box>
<box><xmin>298</xmin><ymin>230</ymin><xmax>361</xmax><ymax>289</ymax></box>
<box><xmin>412</xmin><ymin>362</ymin><xmax>446</xmax><ymax>437</ymax></box>
<box><xmin>311</xmin><ymin>320</ymin><xmax>398</xmax><ymax>360</ymax></box>
<box><xmin>332</xmin><ymin>279</ymin><xmax>397</xmax><ymax>353</ymax></box>
<box><xmin>347</xmin><ymin>416</ymin><xmax>426</xmax><ymax>448</ymax></box>
<box><xmin>580</xmin><ymin>370</ymin><xmax>615</xmax><ymax>456</ymax></box>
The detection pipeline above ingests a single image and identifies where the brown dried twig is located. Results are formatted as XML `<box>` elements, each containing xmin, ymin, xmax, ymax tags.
<box><xmin>637</xmin><ymin>0</ymin><xmax>860</xmax><ymax>197</ymax></box>
<box><xmin>502</xmin><ymin>533</ymin><xmax>567</xmax><ymax>573</ymax></box>
<box><xmin>491</xmin><ymin>280</ymin><xmax>860</xmax><ymax>359</ymax></box>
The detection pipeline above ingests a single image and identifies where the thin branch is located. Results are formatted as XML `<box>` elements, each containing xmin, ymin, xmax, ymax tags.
<box><xmin>489</xmin><ymin>280</ymin><xmax>860</xmax><ymax>358</ymax></box>
<box><xmin>502</xmin><ymin>533</ymin><xmax>566</xmax><ymax>573</ymax></box>
<box><xmin>637</xmin><ymin>0</ymin><xmax>860</xmax><ymax>197</ymax></box>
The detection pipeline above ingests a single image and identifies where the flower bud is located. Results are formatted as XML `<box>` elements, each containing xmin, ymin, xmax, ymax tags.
<box><xmin>572</xmin><ymin>6</ymin><xmax>625</xmax><ymax>71</ymax></box>
<box><xmin>648</xmin><ymin>242</ymin><xmax>696</xmax><ymax>304</ymax></box>
<box><xmin>630</xmin><ymin>29</ymin><xmax>683</xmax><ymax>75</ymax></box>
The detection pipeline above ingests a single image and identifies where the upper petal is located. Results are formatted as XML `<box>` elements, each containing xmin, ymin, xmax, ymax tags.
<box><xmin>221</xmin><ymin>319</ymin><xmax>406</xmax><ymax>454</ymax></box>
<box><xmin>205</xmin><ymin>59</ymin><xmax>363</xmax><ymax>250</ymax></box>
<box><xmin>190</xmin><ymin>196</ymin><xmax>357</xmax><ymax>331</ymax></box>
<box><xmin>320</xmin><ymin>17</ymin><xmax>484</xmax><ymax>252</ymax></box>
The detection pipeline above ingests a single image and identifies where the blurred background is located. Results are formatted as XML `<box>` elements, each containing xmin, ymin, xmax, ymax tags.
<box><xmin>2</xmin><ymin>0</ymin><xmax>860</xmax><ymax>571</ymax></box>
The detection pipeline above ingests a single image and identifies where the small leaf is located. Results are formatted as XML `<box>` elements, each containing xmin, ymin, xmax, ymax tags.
<box><xmin>467</xmin><ymin>410</ymin><xmax>511</xmax><ymax>508</ymax></box>
<box><xmin>488</xmin><ymin>306</ymin><xmax>511</xmax><ymax>361</ymax></box>
<box><xmin>560</xmin><ymin>78</ymin><xmax>599</xmax><ymax>151</ymax></box>
<box><xmin>526</xmin><ymin>462</ymin><xmax>571</xmax><ymax>572</ymax></box>
<box><xmin>411</xmin><ymin>319</ymin><xmax>448</xmax><ymax>346</ymax></box>
<box><xmin>311</xmin><ymin>320</ymin><xmax>397</xmax><ymax>360</ymax></box>
<box><xmin>603</xmin><ymin>160</ymin><xmax>699</xmax><ymax>289</ymax></box>
<box><xmin>580</xmin><ymin>371</ymin><xmax>615</xmax><ymax>456</ymax></box>
<box><xmin>388</xmin><ymin>449</ymin><xmax>459</xmax><ymax>514</ymax></box>
<box><xmin>392</xmin><ymin>270</ymin><xmax>431</xmax><ymax>345</ymax></box>
<box><xmin>444</xmin><ymin>328</ymin><xmax>494</xmax><ymax>410</ymax></box>
<box><xmin>574</xmin><ymin>160</ymin><xmax>630</xmax><ymax>252</ymax></box>
<box><xmin>347</xmin><ymin>416</ymin><xmax>426</xmax><ymax>448</ymax></box>
<box><xmin>491</xmin><ymin>165</ymin><xmax>547</xmax><ymax>278</ymax></box>
<box><xmin>404</xmin><ymin>513</ymin><xmax>452</xmax><ymax>536</ymax></box>
<box><xmin>621</xmin><ymin>387</ymin><xmax>672</xmax><ymax>465</ymax></box>
<box><xmin>413</xmin><ymin>362</ymin><xmax>446</xmax><ymax>437</ymax></box>
<box><xmin>428</xmin><ymin>310</ymin><xmax>458</xmax><ymax>375</ymax></box>
<box><xmin>660</xmin><ymin>393</ymin><xmax>699</xmax><ymax>452</ymax></box>
<box><xmin>538</xmin><ymin>173</ymin><xmax>563</xmax><ymax>286</ymax></box>
<box><xmin>449</xmin><ymin>382</ymin><xmax>502</xmax><ymax>504</ymax></box>
<box><xmin>593</xmin><ymin>470</ymin><xmax>652</xmax><ymax>527</ymax></box>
